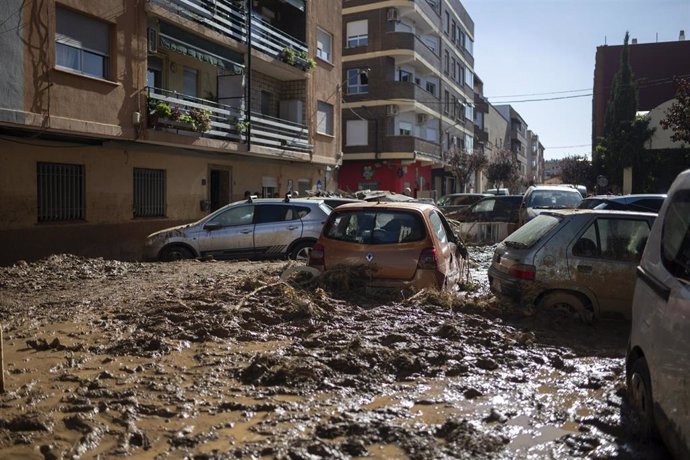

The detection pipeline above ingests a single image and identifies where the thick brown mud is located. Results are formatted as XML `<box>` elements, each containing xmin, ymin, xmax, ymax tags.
<box><xmin>0</xmin><ymin>251</ymin><xmax>670</xmax><ymax>458</ymax></box>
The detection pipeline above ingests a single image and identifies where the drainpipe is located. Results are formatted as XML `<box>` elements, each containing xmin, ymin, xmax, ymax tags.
<box><xmin>245</xmin><ymin>0</ymin><xmax>252</xmax><ymax>149</ymax></box>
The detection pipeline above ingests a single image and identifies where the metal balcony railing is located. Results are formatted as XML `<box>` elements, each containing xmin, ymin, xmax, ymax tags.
<box><xmin>150</xmin><ymin>0</ymin><xmax>247</xmax><ymax>43</ymax></box>
<box><xmin>250</xmin><ymin>13</ymin><xmax>307</xmax><ymax>59</ymax></box>
<box><xmin>147</xmin><ymin>87</ymin><xmax>243</xmax><ymax>140</ymax></box>
<box><xmin>150</xmin><ymin>0</ymin><xmax>307</xmax><ymax>61</ymax></box>
<box><xmin>249</xmin><ymin>111</ymin><xmax>312</xmax><ymax>152</ymax></box>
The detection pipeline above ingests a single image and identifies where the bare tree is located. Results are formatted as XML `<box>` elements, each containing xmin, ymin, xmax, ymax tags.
<box><xmin>560</xmin><ymin>155</ymin><xmax>594</xmax><ymax>189</ymax></box>
<box><xmin>448</xmin><ymin>147</ymin><xmax>488</xmax><ymax>192</ymax></box>
<box><xmin>486</xmin><ymin>149</ymin><xmax>519</xmax><ymax>191</ymax></box>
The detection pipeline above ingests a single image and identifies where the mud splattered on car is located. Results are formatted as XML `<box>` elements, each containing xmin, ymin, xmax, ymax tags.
<box><xmin>0</xmin><ymin>252</ymin><xmax>669</xmax><ymax>458</ymax></box>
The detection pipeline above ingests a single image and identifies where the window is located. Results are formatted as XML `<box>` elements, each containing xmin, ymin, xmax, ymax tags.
<box><xmin>450</xmin><ymin>95</ymin><xmax>457</xmax><ymax>119</ymax></box>
<box><xmin>464</xmin><ymin>135</ymin><xmax>473</xmax><ymax>152</ymax></box>
<box><xmin>316</xmin><ymin>28</ymin><xmax>332</xmax><ymax>62</ymax></box>
<box><xmin>457</xmin><ymin>62</ymin><xmax>463</xmax><ymax>84</ymax></box>
<box><xmin>133</xmin><ymin>168</ymin><xmax>166</xmax><ymax>217</ymax></box>
<box><xmin>444</xmin><ymin>90</ymin><xmax>450</xmax><ymax>115</ymax></box>
<box><xmin>465</xmin><ymin>103</ymin><xmax>474</xmax><ymax>121</ymax></box>
<box><xmin>429</xmin><ymin>211</ymin><xmax>449</xmax><ymax>243</ymax></box>
<box><xmin>466</xmin><ymin>36</ymin><xmax>474</xmax><ymax>55</ymax></box>
<box><xmin>256</xmin><ymin>204</ymin><xmax>295</xmax><ymax>224</ymax></box>
<box><xmin>55</xmin><ymin>7</ymin><xmax>110</xmax><ymax>79</ymax></box>
<box><xmin>399</xmin><ymin>69</ymin><xmax>413</xmax><ymax>82</ymax></box>
<box><xmin>346</xmin><ymin>120</ymin><xmax>368</xmax><ymax>146</ymax></box>
<box><xmin>444</xmin><ymin>11</ymin><xmax>450</xmax><ymax>34</ymax></box>
<box><xmin>444</xmin><ymin>50</ymin><xmax>449</xmax><ymax>74</ymax></box>
<box><xmin>260</xmin><ymin>90</ymin><xmax>272</xmax><ymax>115</ymax></box>
<box><xmin>183</xmin><ymin>67</ymin><xmax>198</xmax><ymax>97</ymax></box>
<box><xmin>37</xmin><ymin>162</ymin><xmax>85</xmax><ymax>222</ymax></box>
<box><xmin>209</xmin><ymin>205</ymin><xmax>254</xmax><ymax>227</ymax></box>
<box><xmin>325</xmin><ymin>210</ymin><xmax>425</xmax><ymax>244</ymax></box>
<box><xmin>661</xmin><ymin>189</ymin><xmax>690</xmax><ymax>281</ymax></box>
<box><xmin>451</xmin><ymin>57</ymin><xmax>456</xmax><ymax>80</ymax></box>
<box><xmin>347</xmin><ymin>68</ymin><xmax>368</xmax><ymax>94</ymax></box>
<box><xmin>316</xmin><ymin>101</ymin><xmax>334</xmax><ymax>135</ymax></box>
<box><xmin>451</xmin><ymin>20</ymin><xmax>457</xmax><ymax>42</ymax></box>
<box><xmin>425</xmin><ymin>81</ymin><xmax>436</xmax><ymax>96</ymax></box>
<box><xmin>346</xmin><ymin>20</ymin><xmax>368</xmax><ymax>47</ymax></box>
<box><xmin>147</xmin><ymin>56</ymin><xmax>162</xmax><ymax>89</ymax></box>
<box><xmin>576</xmin><ymin>218</ymin><xmax>651</xmax><ymax>262</ymax></box>
<box><xmin>399</xmin><ymin>121</ymin><xmax>412</xmax><ymax>136</ymax></box>
<box><xmin>464</xmin><ymin>67</ymin><xmax>474</xmax><ymax>87</ymax></box>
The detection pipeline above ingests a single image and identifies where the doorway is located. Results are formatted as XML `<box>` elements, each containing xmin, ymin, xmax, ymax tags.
<box><xmin>209</xmin><ymin>167</ymin><xmax>232</xmax><ymax>211</ymax></box>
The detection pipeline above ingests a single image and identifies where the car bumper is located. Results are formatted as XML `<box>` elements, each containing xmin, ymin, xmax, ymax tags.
<box><xmin>487</xmin><ymin>266</ymin><xmax>536</xmax><ymax>305</ymax></box>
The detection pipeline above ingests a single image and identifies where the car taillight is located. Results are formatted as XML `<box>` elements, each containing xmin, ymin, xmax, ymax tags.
<box><xmin>308</xmin><ymin>243</ymin><xmax>325</xmax><ymax>266</ymax></box>
<box><xmin>417</xmin><ymin>247</ymin><xmax>438</xmax><ymax>270</ymax></box>
<box><xmin>508</xmin><ymin>264</ymin><xmax>536</xmax><ymax>280</ymax></box>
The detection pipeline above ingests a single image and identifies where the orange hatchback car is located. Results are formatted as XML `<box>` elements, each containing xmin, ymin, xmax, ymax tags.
<box><xmin>307</xmin><ymin>202</ymin><xmax>466</xmax><ymax>291</ymax></box>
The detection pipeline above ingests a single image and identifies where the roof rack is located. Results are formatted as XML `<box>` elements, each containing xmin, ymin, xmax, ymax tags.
<box><xmin>247</xmin><ymin>195</ymin><xmax>258</xmax><ymax>203</ymax></box>
<box><xmin>284</xmin><ymin>193</ymin><xmax>291</xmax><ymax>203</ymax></box>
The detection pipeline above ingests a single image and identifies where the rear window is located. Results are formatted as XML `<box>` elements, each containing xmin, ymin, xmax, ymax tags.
<box><xmin>324</xmin><ymin>210</ymin><xmax>426</xmax><ymax>244</ymax></box>
<box><xmin>529</xmin><ymin>190</ymin><xmax>582</xmax><ymax>209</ymax></box>
<box><xmin>505</xmin><ymin>214</ymin><xmax>562</xmax><ymax>248</ymax></box>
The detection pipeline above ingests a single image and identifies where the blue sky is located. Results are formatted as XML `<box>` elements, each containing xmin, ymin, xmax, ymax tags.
<box><xmin>462</xmin><ymin>0</ymin><xmax>690</xmax><ymax>160</ymax></box>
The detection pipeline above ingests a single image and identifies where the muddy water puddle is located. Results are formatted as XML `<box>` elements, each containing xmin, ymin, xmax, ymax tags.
<box><xmin>0</xmin><ymin>253</ymin><xmax>671</xmax><ymax>458</ymax></box>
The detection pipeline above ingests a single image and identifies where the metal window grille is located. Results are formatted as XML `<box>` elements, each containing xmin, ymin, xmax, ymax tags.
<box><xmin>37</xmin><ymin>162</ymin><xmax>85</xmax><ymax>222</ymax></box>
<box><xmin>133</xmin><ymin>168</ymin><xmax>166</xmax><ymax>217</ymax></box>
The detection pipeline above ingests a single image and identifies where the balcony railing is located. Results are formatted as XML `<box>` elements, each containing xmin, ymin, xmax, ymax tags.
<box><xmin>249</xmin><ymin>111</ymin><xmax>312</xmax><ymax>152</ymax></box>
<box><xmin>147</xmin><ymin>87</ymin><xmax>243</xmax><ymax>140</ymax></box>
<box><xmin>150</xmin><ymin>0</ymin><xmax>307</xmax><ymax>62</ymax></box>
<box><xmin>250</xmin><ymin>13</ymin><xmax>307</xmax><ymax>59</ymax></box>
<box><xmin>151</xmin><ymin>0</ymin><xmax>247</xmax><ymax>43</ymax></box>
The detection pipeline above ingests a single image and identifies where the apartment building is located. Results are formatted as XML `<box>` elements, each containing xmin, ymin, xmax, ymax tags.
<box><xmin>526</xmin><ymin>130</ymin><xmax>545</xmax><ymax>185</ymax></box>
<box><xmin>0</xmin><ymin>0</ymin><xmax>341</xmax><ymax>265</ymax></box>
<box><xmin>494</xmin><ymin>104</ymin><xmax>529</xmax><ymax>188</ymax></box>
<box><xmin>338</xmin><ymin>0</ymin><xmax>476</xmax><ymax>199</ymax></box>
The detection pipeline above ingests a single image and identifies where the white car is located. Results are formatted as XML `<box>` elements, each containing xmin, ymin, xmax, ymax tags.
<box><xmin>626</xmin><ymin>169</ymin><xmax>689</xmax><ymax>459</ymax></box>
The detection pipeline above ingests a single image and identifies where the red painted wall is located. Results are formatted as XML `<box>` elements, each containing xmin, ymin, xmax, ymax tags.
<box><xmin>336</xmin><ymin>160</ymin><xmax>432</xmax><ymax>197</ymax></box>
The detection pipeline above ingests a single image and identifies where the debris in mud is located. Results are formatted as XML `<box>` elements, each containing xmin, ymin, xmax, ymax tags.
<box><xmin>0</xmin><ymin>252</ymin><xmax>671</xmax><ymax>459</ymax></box>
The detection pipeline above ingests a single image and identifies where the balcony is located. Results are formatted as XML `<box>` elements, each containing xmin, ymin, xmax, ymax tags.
<box><xmin>385</xmin><ymin>81</ymin><xmax>439</xmax><ymax>112</ymax></box>
<box><xmin>149</xmin><ymin>0</ymin><xmax>308</xmax><ymax>64</ymax></box>
<box><xmin>149</xmin><ymin>0</ymin><xmax>247</xmax><ymax>43</ymax></box>
<box><xmin>383</xmin><ymin>136</ymin><xmax>442</xmax><ymax>162</ymax></box>
<box><xmin>248</xmin><ymin>111</ymin><xmax>312</xmax><ymax>153</ymax></box>
<box><xmin>147</xmin><ymin>87</ymin><xmax>243</xmax><ymax>140</ymax></box>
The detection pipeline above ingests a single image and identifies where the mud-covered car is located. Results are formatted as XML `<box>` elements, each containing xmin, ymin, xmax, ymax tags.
<box><xmin>143</xmin><ymin>196</ymin><xmax>330</xmax><ymax>261</ymax></box>
<box><xmin>308</xmin><ymin>202</ymin><xmax>466</xmax><ymax>292</ymax></box>
<box><xmin>446</xmin><ymin>195</ymin><xmax>523</xmax><ymax>223</ymax></box>
<box><xmin>518</xmin><ymin>185</ymin><xmax>583</xmax><ymax>226</ymax></box>
<box><xmin>436</xmin><ymin>193</ymin><xmax>491</xmax><ymax>215</ymax></box>
<box><xmin>578</xmin><ymin>194</ymin><xmax>666</xmax><ymax>213</ymax></box>
<box><xmin>488</xmin><ymin>209</ymin><xmax>656</xmax><ymax>320</ymax></box>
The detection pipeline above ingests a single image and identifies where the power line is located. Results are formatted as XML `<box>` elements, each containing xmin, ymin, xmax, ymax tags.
<box><xmin>487</xmin><ymin>88</ymin><xmax>591</xmax><ymax>99</ymax></box>
<box><xmin>487</xmin><ymin>93</ymin><xmax>592</xmax><ymax>104</ymax></box>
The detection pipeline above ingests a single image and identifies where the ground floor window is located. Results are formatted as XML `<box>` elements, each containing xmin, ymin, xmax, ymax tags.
<box><xmin>37</xmin><ymin>162</ymin><xmax>85</xmax><ymax>222</ymax></box>
<box><xmin>134</xmin><ymin>168</ymin><xmax>166</xmax><ymax>217</ymax></box>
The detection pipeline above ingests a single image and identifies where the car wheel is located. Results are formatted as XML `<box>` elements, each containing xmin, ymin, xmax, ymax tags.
<box><xmin>628</xmin><ymin>357</ymin><xmax>656</xmax><ymax>440</ymax></box>
<box><xmin>541</xmin><ymin>291</ymin><xmax>593</xmax><ymax>323</ymax></box>
<box><xmin>159</xmin><ymin>245</ymin><xmax>194</xmax><ymax>262</ymax></box>
<box><xmin>289</xmin><ymin>241</ymin><xmax>313</xmax><ymax>261</ymax></box>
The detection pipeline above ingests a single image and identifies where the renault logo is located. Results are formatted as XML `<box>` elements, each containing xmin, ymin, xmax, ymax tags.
<box><xmin>366</xmin><ymin>252</ymin><xmax>374</xmax><ymax>262</ymax></box>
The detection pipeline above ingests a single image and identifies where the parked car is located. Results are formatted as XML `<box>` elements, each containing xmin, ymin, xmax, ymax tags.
<box><xmin>446</xmin><ymin>195</ymin><xmax>523</xmax><ymax>223</ymax></box>
<box><xmin>578</xmin><ymin>194</ymin><xmax>666</xmax><ymax>213</ymax></box>
<box><xmin>143</xmin><ymin>196</ymin><xmax>331</xmax><ymax>261</ymax></box>
<box><xmin>436</xmin><ymin>193</ymin><xmax>491</xmax><ymax>214</ymax></box>
<box><xmin>308</xmin><ymin>202</ymin><xmax>466</xmax><ymax>292</ymax></box>
<box><xmin>626</xmin><ymin>169</ymin><xmax>690</xmax><ymax>458</ymax></box>
<box><xmin>485</xmin><ymin>188</ymin><xmax>510</xmax><ymax>196</ymax></box>
<box><xmin>518</xmin><ymin>185</ymin><xmax>583</xmax><ymax>226</ymax></box>
<box><xmin>488</xmin><ymin>209</ymin><xmax>656</xmax><ymax>320</ymax></box>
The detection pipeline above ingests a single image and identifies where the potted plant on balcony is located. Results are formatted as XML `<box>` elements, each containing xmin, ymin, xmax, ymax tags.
<box><xmin>188</xmin><ymin>108</ymin><xmax>212</xmax><ymax>133</ymax></box>
<box><xmin>280</xmin><ymin>47</ymin><xmax>316</xmax><ymax>71</ymax></box>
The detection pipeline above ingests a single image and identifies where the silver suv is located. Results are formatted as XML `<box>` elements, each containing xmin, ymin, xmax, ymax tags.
<box><xmin>518</xmin><ymin>185</ymin><xmax>583</xmax><ymax>226</ymax></box>
<box><xmin>143</xmin><ymin>196</ymin><xmax>331</xmax><ymax>261</ymax></box>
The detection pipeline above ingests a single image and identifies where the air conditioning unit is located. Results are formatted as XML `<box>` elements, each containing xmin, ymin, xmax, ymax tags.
<box><xmin>387</xmin><ymin>8</ymin><xmax>399</xmax><ymax>21</ymax></box>
<box><xmin>147</xmin><ymin>27</ymin><xmax>159</xmax><ymax>53</ymax></box>
<box><xmin>386</xmin><ymin>104</ymin><xmax>399</xmax><ymax>116</ymax></box>
<box><xmin>416</xmin><ymin>114</ymin><xmax>428</xmax><ymax>124</ymax></box>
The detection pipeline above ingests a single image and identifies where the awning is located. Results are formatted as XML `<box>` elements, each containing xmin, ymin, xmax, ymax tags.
<box><xmin>159</xmin><ymin>22</ymin><xmax>244</xmax><ymax>75</ymax></box>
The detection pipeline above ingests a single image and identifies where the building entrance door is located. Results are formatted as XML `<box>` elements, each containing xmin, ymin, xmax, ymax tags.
<box><xmin>210</xmin><ymin>167</ymin><xmax>232</xmax><ymax>211</ymax></box>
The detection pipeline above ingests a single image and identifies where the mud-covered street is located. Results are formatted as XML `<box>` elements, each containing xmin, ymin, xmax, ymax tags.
<box><xmin>0</xmin><ymin>248</ymin><xmax>670</xmax><ymax>459</ymax></box>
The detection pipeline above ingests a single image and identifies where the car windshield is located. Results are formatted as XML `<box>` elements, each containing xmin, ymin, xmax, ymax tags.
<box><xmin>529</xmin><ymin>190</ymin><xmax>582</xmax><ymax>209</ymax></box>
<box><xmin>504</xmin><ymin>214</ymin><xmax>561</xmax><ymax>248</ymax></box>
<box><xmin>324</xmin><ymin>210</ymin><xmax>425</xmax><ymax>244</ymax></box>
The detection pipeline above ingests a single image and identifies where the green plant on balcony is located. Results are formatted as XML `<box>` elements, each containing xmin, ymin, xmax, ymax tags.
<box><xmin>188</xmin><ymin>107</ymin><xmax>212</xmax><ymax>132</ymax></box>
<box><xmin>154</xmin><ymin>101</ymin><xmax>173</xmax><ymax>118</ymax></box>
<box><xmin>229</xmin><ymin>115</ymin><xmax>249</xmax><ymax>135</ymax></box>
<box><xmin>296</xmin><ymin>50</ymin><xmax>316</xmax><ymax>70</ymax></box>
<box><xmin>281</xmin><ymin>47</ymin><xmax>297</xmax><ymax>65</ymax></box>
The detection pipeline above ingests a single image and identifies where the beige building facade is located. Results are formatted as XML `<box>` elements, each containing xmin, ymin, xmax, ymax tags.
<box><xmin>0</xmin><ymin>0</ymin><xmax>341</xmax><ymax>265</ymax></box>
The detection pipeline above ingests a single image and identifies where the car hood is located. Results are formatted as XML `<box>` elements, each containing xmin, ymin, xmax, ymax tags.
<box><xmin>146</xmin><ymin>222</ymin><xmax>196</xmax><ymax>240</ymax></box>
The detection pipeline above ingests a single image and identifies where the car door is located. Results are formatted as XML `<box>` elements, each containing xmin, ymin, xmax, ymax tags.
<box><xmin>196</xmin><ymin>204</ymin><xmax>255</xmax><ymax>259</ymax></box>
<box><xmin>568</xmin><ymin>215</ymin><xmax>653</xmax><ymax>317</ymax></box>
<box><xmin>252</xmin><ymin>204</ymin><xmax>303</xmax><ymax>258</ymax></box>
<box><xmin>643</xmin><ymin>189</ymin><xmax>690</xmax><ymax>444</ymax></box>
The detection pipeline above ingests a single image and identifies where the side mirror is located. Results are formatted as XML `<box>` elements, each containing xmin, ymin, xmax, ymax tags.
<box><xmin>203</xmin><ymin>222</ymin><xmax>222</xmax><ymax>231</ymax></box>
